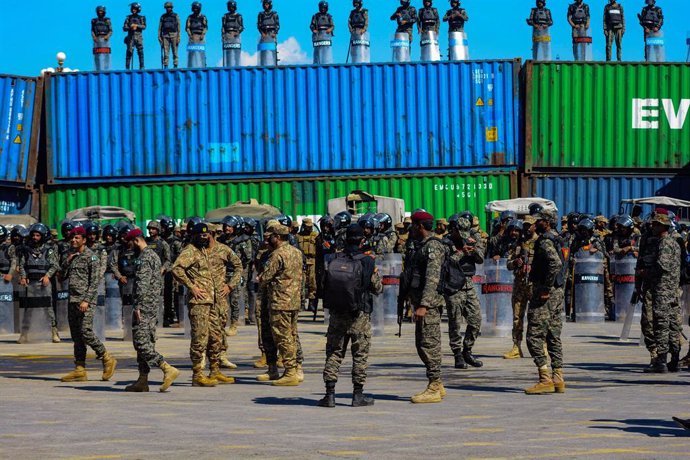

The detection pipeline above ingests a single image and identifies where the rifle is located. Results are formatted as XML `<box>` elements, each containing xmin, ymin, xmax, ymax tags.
<box><xmin>397</xmin><ymin>270</ymin><xmax>410</xmax><ymax>337</ymax></box>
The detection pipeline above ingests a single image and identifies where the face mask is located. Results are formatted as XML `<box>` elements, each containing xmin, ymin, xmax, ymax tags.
<box><xmin>193</xmin><ymin>237</ymin><xmax>210</xmax><ymax>249</ymax></box>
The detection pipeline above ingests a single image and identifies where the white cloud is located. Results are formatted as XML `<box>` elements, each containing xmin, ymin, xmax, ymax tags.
<box><xmin>235</xmin><ymin>36</ymin><xmax>310</xmax><ymax>67</ymax></box>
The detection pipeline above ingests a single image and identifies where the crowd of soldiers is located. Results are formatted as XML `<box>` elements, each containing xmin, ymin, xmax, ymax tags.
<box><xmin>0</xmin><ymin>201</ymin><xmax>686</xmax><ymax>405</ymax></box>
<box><xmin>86</xmin><ymin>0</ymin><xmax>668</xmax><ymax>71</ymax></box>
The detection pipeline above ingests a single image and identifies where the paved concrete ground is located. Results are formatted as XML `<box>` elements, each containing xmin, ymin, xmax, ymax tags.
<box><xmin>1</xmin><ymin>313</ymin><xmax>690</xmax><ymax>459</ymax></box>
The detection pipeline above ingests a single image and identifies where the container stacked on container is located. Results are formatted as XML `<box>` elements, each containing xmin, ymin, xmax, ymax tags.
<box><xmin>41</xmin><ymin>60</ymin><xmax>522</xmax><ymax>226</ymax></box>
<box><xmin>521</xmin><ymin>61</ymin><xmax>690</xmax><ymax>216</ymax></box>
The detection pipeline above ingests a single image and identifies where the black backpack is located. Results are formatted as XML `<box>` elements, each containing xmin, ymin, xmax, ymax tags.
<box><xmin>324</xmin><ymin>252</ymin><xmax>366</xmax><ymax>312</ymax></box>
<box><xmin>438</xmin><ymin>253</ymin><xmax>467</xmax><ymax>296</ymax></box>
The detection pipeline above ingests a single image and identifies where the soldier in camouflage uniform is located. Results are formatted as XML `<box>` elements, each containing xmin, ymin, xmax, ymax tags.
<box><xmin>317</xmin><ymin>224</ymin><xmax>382</xmax><ymax>408</ymax></box>
<box><xmin>123</xmin><ymin>229</ymin><xmax>180</xmax><ymax>392</ymax></box>
<box><xmin>257</xmin><ymin>222</ymin><xmax>304</xmax><ymax>386</ymax></box>
<box><xmin>444</xmin><ymin>216</ymin><xmax>484</xmax><ymax>370</ymax></box>
<box><xmin>60</xmin><ymin>227</ymin><xmax>117</xmax><ymax>383</ymax></box>
<box><xmin>644</xmin><ymin>211</ymin><xmax>681</xmax><ymax>373</ymax></box>
<box><xmin>161</xmin><ymin>216</ymin><xmax>183</xmax><ymax>326</ymax></box>
<box><xmin>315</xmin><ymin>215</ymin><xmax>337</xmax><ymax>312</ymax></box>
<box><xmin>525</xmin><ymin>210</ymin><xmax>565</xmax><ymax>395</ymax></box>
<box><xmin>435</xmin><ymin>219</ymin><xmax>448</xmax><ymax>238</ymax></box>
<box><xmin>393</xmin><ymin>221</ymin><xmax>408</xmax><ymax>254</ymax></box>
<box><xmin>636</xmin><ymin>219</ymin><xmax>658</xmax><ymax>362</ymax></box>
<box><xmin>123</xmin><ymin>2</ymin><xmax>147</xmax><ymax>70</ymax></box>
<box><xmin>146</xmin><ymin>221</ymin><xmax>172</xmax><ymax>274</ymax></box>
<box><xmin>402</xmin><ymin>211</ymin><xmax>448</xmax><ymax>404</ymax></box>
<box><xmin>158</xmin><ymin>2</ymin><xmax>181</xmax><ymax>69</ymax></box>
<box><xmin>297</xmin><ymin>218</ymin><xmax>319</xmax><ymax>311</ymax></box>
<box><xmin>172</xmin><ymin>222</ymin><xmax>242</xmax><ymax>387</ymax></box>
<box><xmin>504</xmin><ymin>216</ymin><xmax>537</xmax><ymax>359</ymax></box>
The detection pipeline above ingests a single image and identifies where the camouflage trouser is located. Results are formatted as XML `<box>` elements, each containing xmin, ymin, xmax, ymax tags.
<box><xmin>229</xmin><ymin>269</ymin><xmax>248</xmax><ymax>324</ymax></box>
<box><xmin>526</xmin><ymin>287</ymin><xmax>564</xmax><ymax>369</ymax></box>
<box><xmin>256</xmin><ymin>285</ymin><xmax>267</xmax><ymax>352</ymax></box>
<box><xmin>160</xmin><ymin>33</ymin><xmax>179</xmax><ymax>67</ymax></box>
<box><xmin>269</xmin><ymin>310</ymin><xmax>299</xmax><ymax>371</ymax></box>
<box><xmin>125</xmin><ymin>33</ymin><xmax>144</xmax><ymax>69</ymax></box>
<box><xmin>189</xmin><ymin>303</ymin><xmax>222</xmax><ymax>368</ymax></box>
<box><xmin>415</xmin><ymin>305</ymin><xmax>442</xmax><ymax>382</ymax></box>
<box><xmin>305</xmin><ymin>262</ymin><xmax>317</xmax><ymax>300</ymax></box>
<box><xmin>604</xmin><ymin>29</ymin><xmax>623</xmax><ymax>61</ymax></box>
<box><xmin>259</xmin><ymin>290</ymin><xmax>303</xmax><ymax>364</ymax></box>
<box><xmin>604</xmin><ymin>259</ymin><xmax>614</xmax><ymax>317</ymax></box>
<box><xmin>323</xmin><ymin>310</ymin><xmax>371</xmax><ymax>386</ymax></box>
<box><xmin>216</xmin><ymin>296</ymin><xmax>230</xmax><ymax>356</ymax></box>
<box><xmin>68</xmin><ymin>302</ymin><xmax>106</xmax><ymax>364</ymax></box>
<box><xmin>446</xmin><ymin>285</ymin><xmax>482</xmax><ymax>355</ymax></box>
<box><xmin>652</xmin><ymin>288</ymin><xmax>682</xmax><ymax>356</ymax></box>
<box><xmin>640</xmin><ymin>289</ymin><xmax>656</xmax><ymax>357</ymax></box>
<box><xmin>511</xmin><ymin>280</ymin><xmax>532</xmax><ymax>344</ymax></box>
<box><xmin>133</xmin><ymin>307</ymin><xmax>164</xmax><ymax>374</ymax></box>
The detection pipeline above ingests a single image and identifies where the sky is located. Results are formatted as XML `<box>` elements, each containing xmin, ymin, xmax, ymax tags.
<box><xmin>0</xmin><ymin>0</ymin><xmax>688</xmax><ymax>75</ymax></box>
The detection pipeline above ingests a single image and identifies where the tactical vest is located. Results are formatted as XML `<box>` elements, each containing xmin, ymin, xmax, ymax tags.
<box><xmin>572</xmin><ymin>5</ymin><xmax>587</xmax><ymax>25</ymax></box>
<box><xmin>406</xmin><ymin>237</ymin><xmax>442</xmax><ymax>290</ymax></box>
<box><xmin>419</xmin><ymin>8</ymin><xmax>436</xmax><ymax>27</ymax></box>
<box><xmin>641</xmin><ymin>8</ymin><xmax>660</xmax><ymax>27</ymax></box>
<box><xmin>147</xmin><ymin>238</ymin><xmax>165</xmax><ymax>263</ymax></box>
<box><xmin>607</xmin><ymin>7</ymin><xmax>623</xmax><ymax>26</ymax></box>
<box><xmin>230</xmin><ymin>235</ymin><xmax>251</xmax><ymax>268</ymax></box>
<box><xmin>534</xmin><ymin>8</ymin><xmax>550</xmax><ymax>25</ymax></box>
<box><xmin>530</xmin><ymin>233</ymin><xmax>565</xmax><ymax>288</ymax></box>
<box><xmin>448</xmin><ymin>8</ymin><xmax>466</xmax><ymax>30</ymax></box>
<box><xmin>129</xmin><ymin>14</ymin><xmax>145</xmax><ymax>29</ymax></box>
<box><xmin>161</xmin><ymin>13</ymin><xmax>178</xmax><ymax>34</ymax></box>
<box><xmin>93</xmin><ymin>17</ymin><xmax>111</xmax><ymax>36</ymax></box>
<box><xmin>24</xmin><ymin>246</ymin><xmax>52</xmax><ymax>280</ymax></box>
<box><xmin>188</xmin><ymin>15</ymin><xmax>205</xmax><ymax>34</ymax></box>
<box><xmin>118</xmin><ymin>250</ymin><xmax>138</xmax><ymax>277</ymax></box>
<box><xmin>315</xmin><ymin>13</ymin><xmax>331</xmax><ymax>31</ymax></box>
<box><xmin>350</xmin><ymin>9</ymin><xmax>366</xmax><ymax>28</ymax></box>
<box><xmin>0</xmin><ymin>243</ymin><xmax>11</xmax><ymax>273</ymax></box>
<box><xmin>299</xmin><ymin>233</ymin><xmax>317</xmax><ymax>258</ymax></box>
<box><xmin>260</xmin><ymin>12</ymin><xmax>278</xmax><ymax>30</ymax></box>
<box><xmin>223</xmin><ymin>13</ymin><xmax>241</xmax><ymax>32</ymax></box>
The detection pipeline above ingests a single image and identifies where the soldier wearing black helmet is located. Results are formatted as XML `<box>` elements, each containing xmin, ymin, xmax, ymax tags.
<box><xmin>222</xmin><ymin>0</ymin><xmax>244</xmax><ymax>67</ymax></box>
<box><xmin>311</xmin><ymin>1</ymin><xmax>334</xmax><ymax>35</ymax></box>
<box><xmin>567</xmin><ymin>0</ymin><xmax>591</xmax><ymax>60</ymax></box>
<box><xmin>258</xmin><ymin>0</ymin><xmax>280</xmax><ymax>39</ymax></box>
<box><xmin>159</xmin><ymin>2</ymin><xmax>181</xmax><ymax>68</ymax></box>
<box><xmin>390</xmin><ymin>0</ymin><xmax>418</xmax><ymax>43</ymax></box>
<box><xmin>603</xmin><ymin>0</ymin><xmax>625</xmax><ymax>61</ymax></box>
<box><xmin>487</xmin><ymin>211</ymin><xmax>516</xmax><ymax>259</ymax></box>
<box><xmin>315</xmin><ymin>216</ymin><xmax>337</xmax><ymax>314</ymax></box>
<box><xmin>123</xmin><ymin>2</ymin><xmax>147</xmax><ymax>70</ymax></box>
<box><xmin>186</xmin><ymin>2</ymin><xmax>208</xmax><ymax>45</ymax></box>
<box><xmin>443</xmin><ymin>0</ymin><xmax>469</xmax><ymax>32</ymax></box>
<box><xmin>218</xmin><ymin>216</ymin><xmax>251</xmax><ymax>338</ymax></box>
<box><xmin>333</xmin><ymin>211</ymin><xmax>352</xmax><ymax>251</ymax></box>
<box><xmin>91</xmin><ymin>6</ymin><xmax>113</xmax><ymax>71</ymax></box>
<box><xmin>83</xmin><ymin>222</ymin><xmax>108</xmax><ymax>287</ymax></box>
<box><xmin>349</xmin><ymin>0</ymin><xmax>369</xmax><ymax>35</ymax></box>
<box><xmin>638</xmin><ymin>0</ymin><xmax>663</xmax><ymax>61</ymax></box>
<box><xmin>527</xmin><ymin>0</ymin><xmax>553</xmax><ymax>29</ymax></box>
<box><xmin>567</xmin><ymin>218</ymin><xmax>609</xmax><ymax>320</ymax></box>
<box><xmin>17</xmin><ymin>224</ymin><xmax>60</xmax><ymax>343</ymax></box>
<box><xmin>418</xmin><ymin>0</ymin><xmax>440</xmax><ymax>34</ymax></box>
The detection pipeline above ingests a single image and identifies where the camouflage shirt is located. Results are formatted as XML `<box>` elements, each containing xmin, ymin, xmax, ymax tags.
<box><xmin>404</xmin><ymin>235</ymin><xmax>447</xmax><ymax>309</ymax></box>
<box><xmin>529</xmin><ymin>230</ymin><xmax>563</xmax><ymax>291</ymax></box>
<box><xmin>507</xmin><ymin>234</ymin><xmax>537</xmax><ymax>283</ymax></box>
<box><xmin>651</xmin><ymin>233</ymin><xmax>680</xmax><ymax>290</ymax></box>
<box><xmin>0</xmin><ymin>242</ymin><xmax>17</xmax><ymax>275</ymax></box>
<box><xmin>87</xmin><ymin>242</ymin><xmax>108</xmax><ymax>281</ymax></box>
<box><xmin>63</xmin><ymin>247</ymin><xmax>100</xmax><ymax>305</ymax></box>
<box><xmin>260</xmin><ymin>241</ymin><xmax>304</xmax><ymax>311</ymax></box>
<box><xmin>133</xmin><ymin>246</ymin><xmax>163</xmax><ymax>313</ymax></box>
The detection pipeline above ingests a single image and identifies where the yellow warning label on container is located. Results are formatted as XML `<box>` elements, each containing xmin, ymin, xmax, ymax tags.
<box><xmin>476</xmin><ymin>97</ymin><xmax>484</xmax><ymax>106</ymax></box>
<box><xmin>17</xmin><ymin>124</ymin><xmax>23</xmax><ymax>131</ymax></box>
<box><xmin>13</xmin><ymin>135</ymin><xmax>21</xmax><ymax>144</ymax></box>
<box><xmin>488</xmin><ymin>99</ymin><xmax>494</xmax><ymax>106</ymax></box>
<box><xmin>486</xmin><ymin>127</ymin><xmax>498</xmax><ymax>142</ymax></box>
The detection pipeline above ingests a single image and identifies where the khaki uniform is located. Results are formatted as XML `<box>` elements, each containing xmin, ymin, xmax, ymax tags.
<box><xmin>297</xmin><ymin>230</ymin><xmax>318</xmax><ymax>301</ymax></box>
<box><xmin>506</xmin><ymin>235</ymin><xmax>537</xmax><ymax>345</ymax></box>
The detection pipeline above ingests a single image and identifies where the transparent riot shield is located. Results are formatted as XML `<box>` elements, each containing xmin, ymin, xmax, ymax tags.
<box><xmin>93</xmin><ymin>302</ymin><xmax>106</xmax><ymax>343</ymax></box>
<box><xmin>178</xmin><ymin>287</ymin><xmax>191</xmax><ymax>339</ymax></box>
<box><xmin>420</xmin><ymin>31</ymin><xmax>441</xmax><ymax>62</ymax></box>
<box><xmin>612</xmin><ymin>256</ymin><xmax>639</xmax><ymax>323</ymax></box>
<box><xmin>350</xmin><ymin>32</ymin><xmax>370</xmax><ymax>63</ymax></box>
<box><xmin>12</xmin><ymin>278</ymin><xmax>22</xmax><ymax>333</ymax></box>
<box><xmin>93</xmin><ymin>38</ymin><xmax>112</xmax><ymax>71</ymax></box>
<box><xmin>313</xmin><ymin>31</ymin><xmax>333</xmax><ymax>65</ymax></box>
<box><xmin>223</xmin><ymin>36</ymin><xmax>242</xmax><ymax>67</ymax></box>
<box><xmin>391</xmin><ymin>33</ymin><xmax>411</xmax><ymax>63</ymax></box>
<box><xmin>682</xmin><ymin>284</ymin><xmax>690</xmax><ymax>326</ymax></box>
<box><xmin>645</xmin><ymin>31</ymin><xmax>665</xmax><ymax>62</ymax></box>
<box><xmin>56</xmin><ymin>279</ymin><xmax>70</xmax><ymax>333</ymax></box>
<box><xmin>372</xmin><ymin>254</ymin><xmax>403</xmax><ymax>336</ymax></box>
<box><xmin>0</xmin><ymin>280</ymin><xmax>14</xmax><ymax>334</ymax></box>
<box><xmin>481</xmin><ymin>258</ymin><xmax>514</xmax><ymax>337</ymax></box>
<box><xmin>19</xmin><ymin>281</ymin><xmax>53</xmax><ymax>343</ymax></box>
<box><xmin>187</xmin><ymin>40</ymin><xmax>207</xmax><ymax>68</ymax></box>
<box><xmin>105</xmin><ymin>276</ymin><xmax>122</xmax><ymax>332</ymax></box>
<box><xmin>121</xmin><ymin>281</ymin><xmax>135</xmax><ymax>341</ymax></box>
<box><xmin>473</xmin><ymin>263</ymin><xmax>486</xmax><ymax>322</ymax></box>
<box><xmin>258</xmin><ymin>37</ymin><xmax>278</xmax><ymax>66</ymax></box>
<box><xmin>123</xmin><ymin>304</ymin><xmax>133</xmax><ymax>342</ymax></box>
<box><xmin>532</xmin><ymin>27</ymin><xmax>552</xmax><ymax>61</ymax></box>
<box><xmin>573</xmin><ymin>26</ymin><xmax>593</xmax><ymax>61</ymax></box>
<box><xmin>619</xmin><ymin>300</ymin><xmax>642</xmax><ymax>342</ymax></box>
<box><xmin>448</xmin><ymin>31</ymin><xmax>469</xmax><ymax>61</ymax></box>
<box><xmin>573</xmin><ymin>251</ymin><xmax>605</xmax><ymax>323</ymax></box>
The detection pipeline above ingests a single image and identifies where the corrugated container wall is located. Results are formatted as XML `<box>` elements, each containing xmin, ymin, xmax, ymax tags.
<box><xmin>525</xmin><ymin>62</ymin><xmax>690</xmax><ymax>171</ymax></box>
<box><xmin>45</xmin><ymin>61</ymin><xmax>521</xmax><ymax>184</ymax></box>
<box><xmin>526</xmin><ymin>174</ymin><xmax>690</xmax><ymax>218</ymax></box>
<box><xmin>41</xmin><ymin>172</ymin><xmax>516</xmax><ymax>228</ymax></box>
<box><xmin>0</xmin><ymin>187</ymin><xmax>37</xmax><ymax>216</ymax></box>
<box><xmin>0</xmin><ymin>75</ymin><xmax>41</xmax><ymax>187</ymax></box>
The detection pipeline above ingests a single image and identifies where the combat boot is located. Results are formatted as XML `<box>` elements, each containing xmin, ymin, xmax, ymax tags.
<box><xmin>16</xmin><ymin>332</ymin><xmax>27</xmax><ymax>344</ymax></box>
<box><xmin>439</xmin><ymin>382</ymin><xmax>447</xmax><ymax>399</ymax></box>
<box><xmin>125</xmin><ymin>373</ymin><xmax>149</xmax><ymax>392</ymax></box>
<box><xmin>454</xmin><ymin>353</ymin><xmax>468</xmax><ymax>369</ymax></box>
<box><xmin>60</xmin><ymin>363</ymin><xmax>87</xmax><ymax>382</ymax></box>
<box><xmin>256</xmin><ymin>364</ymin><xmax>280</xmax><ymax>382</ymax></box>
<box><xmin>159</xmin><ymin>362</ymin><xmax>180</xmax><ymax>392</ymax></box>
<box><xmin>667</xmin><ymin>352</ymin><xmax>680</xmax><ymax>373</ymax></box>
<box><xmin>209</xmin><ymin>364</ymin><xmax>235</xmax><ymax>384</ymax></box>
<box><xmin>51</xmin><ymin>327</ymin><xmax>61</xmax><ymax>343</ymax></box>
<box><xmin>253</xmin><ymin>353</ymin><xmax>268</xmax><ymax>369</ymax></box>
<box><xmin>272</xmin><ymin>367</ymin><xmax>301</xmax><ymax>386</ymax></box>
<box><xmin>525</xmin><ymin>365</ymin><xmax>555</xmax><ymax>395</ymax></box>
<box><xmin>296</xmin><ymin>364</ymin><xmax>305</xmax><ymax>383</ymax></box>
<box><xmin>352</xmin><ymin>384</ymin><xmax>374</xmax><ymax>407</ymax></box>
<box><xmin>192</xmin><ymin>366</ymin><xmax>218</xmax><ymax>387</ymax></box>
<box><xmin>276</xmin><ymin>357</ymin><xmax>284</xmax><ymax>368</ymax></box>
<box><xmin>552</xmin><ymin>368</ymin><xmax>565</xmax><ymax>394</ymax></box>
<box><xmin>220</xmin><ymin>356</ymin><xmax>237</xmax><ymax>369</ymax></box>
<box><xmin>411</xmin><ymin>381</ymin><xmax>443</xmax><ymax>404</ymax></box>
<box><xmin>226</xmin><ymin>320</ymin><xmax>238</xmax><ymax>337</ymax></box>
<box><xmin>317</xmin><ymin>382</ymin><xmax>336</xmax><ymax>408</ymax></box>
<box><xmin>101</xmin><ymin>351</ymin><xmax>117</xmax><ymax>381</ymax></box>
<box><xmin>503</xmin><ymin>343</ymin><xmax>523</xmax><ymax>359</ymax></box>
<box><xmin>644</xmin><ymin>354</ymin><xmax>668</xmax><ymax>374</ymax></box>
<box><xmin>463</xmin><ymin>349</ymin><xmax>483</xmax><ymax>368</ymax></box>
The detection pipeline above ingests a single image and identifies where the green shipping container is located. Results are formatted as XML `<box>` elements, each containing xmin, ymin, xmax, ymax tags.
<box><xmin>41</xmin><ymin>172</ymin><xmax>516</xmax><ymax>229</ymax></box>
<box><xmin>525</xmin><ymin>61</ymin><xmax>690</xmax><ymax>171</ymax></box>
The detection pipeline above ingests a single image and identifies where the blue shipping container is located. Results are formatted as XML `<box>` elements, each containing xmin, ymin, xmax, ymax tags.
<box><xmin>45</xmin><ymin>60</ymin><xmax>520</xmax><ymax>184</ymax></box>
<box><xmin>0</xmin><ymin>75</ymin><xmax>40</xmax><ymax>186</ymax></box>
<box><xmin>0</xmin><ymin>186</ymin><xmax>36</xmax><ymax>216</ymax></box>
<box><xmin>528</xmin><ymin>174</ymin><xmax>690</xmax><ymax>218</ymax></box>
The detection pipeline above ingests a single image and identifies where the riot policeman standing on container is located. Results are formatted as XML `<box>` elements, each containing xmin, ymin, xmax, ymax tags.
<box><xmin>418</xmin><ymin>0</ymin><xmax>440</xmax><ymax>35</ymax></box>
<box><xmin>91</xmin><ymin>6</ymin><xmax>113</xmax><ymax>71</ymax></box>
<box><xmin>638</xmin><ymin>0</ymin><xmax>664</xmax><ymax>62</ymax></box>
<box><xmin>444</xmin><ymin>0</ymin><xmax>469</xmax><ymax>32</ymax></box>
<box><xmin>526</xmin><ymin>0</ymin><xmax>553</xmax><ymax>61</ymax></box>
<box><xmin>310</xmin><ymin>1</ymin><xmax>335</xmax><ymax>65</ymax></box>
<box><xmin>603</xmin><ymin>0</ymin><xmax>625</xmax><ymax>61</ymax></box>
<box><xmin>349</xmin><ymin>0</ymin><xmax>369</xmax><ymax>35</ymax></box>
<box><xmin>311</xmin><ymin>2</ymin><xmax>335</xmax><ymax>36</ymax></box>
<box><xmin>258</xmin><ymin>0</ymin><xmax>280</xmax><ymax>40</ymax></box>
<box><xmin>391</xmin><ymin>0</ymin><xmax>418</xmax><ymax>43</ymax></box>
<box><xmin>567</xmin><ymin>0</ymin><xmax>591</xmax><ymax>61</ymax></box>
<box><xmin>158</xmin><ymin>2</ymin><xmax>181</xmax><ymax>69</ymax></box>
<box><xmin>222</xmin><ymin>1</ymin><xmax>244</xmax><ymax>67</ymax></box>
<box><xmin>123</xmin><ymin>2</ymin><xmax>147</xmax><ymax>70</ymax></box>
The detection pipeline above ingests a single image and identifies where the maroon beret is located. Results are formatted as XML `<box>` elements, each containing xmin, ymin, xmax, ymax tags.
<box><xmin>411</xmin><ymin>211</ymin><xmax>434</xmax><ymax>223</ymax></box>
<box><xmin>68</xmin><ymin>227</ymin><xmax>86</xmax><ymax>237</ymax></box>
<box><xmin>125</xmin><ymin>228</ymin><xmax>144</xmax><ymax>242</ymax></box>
